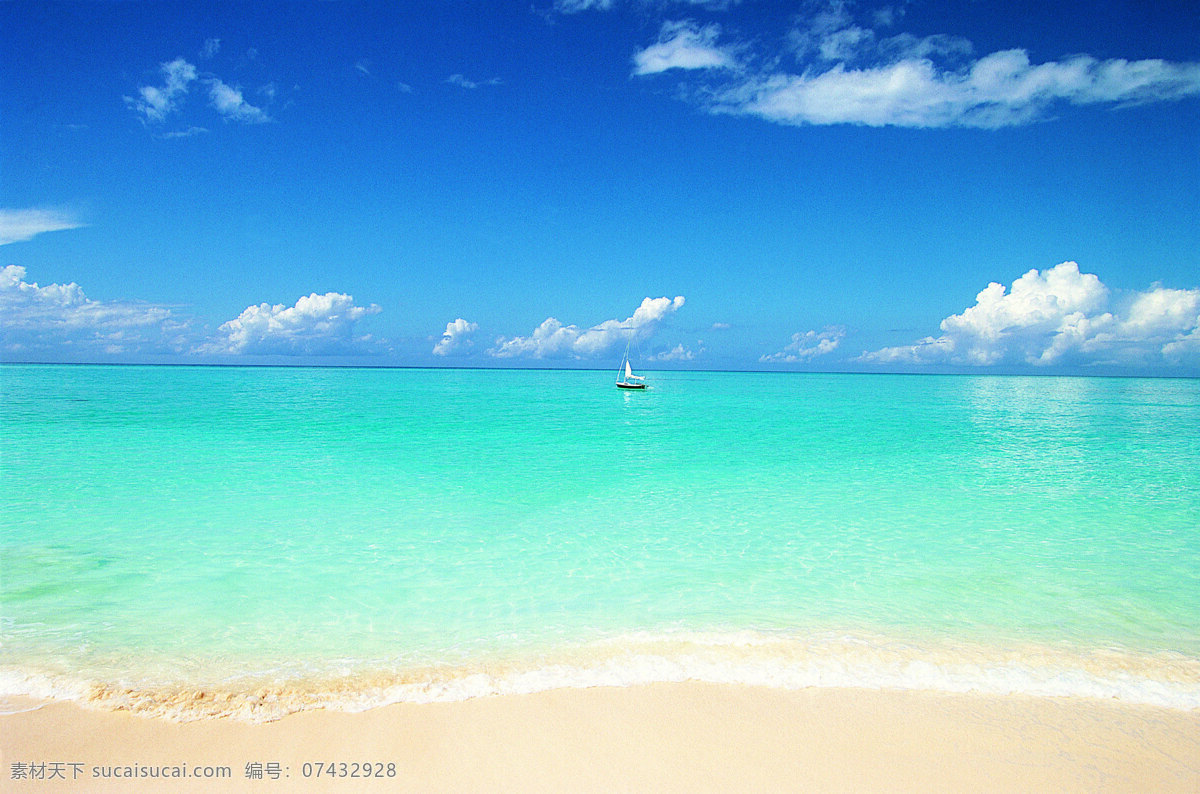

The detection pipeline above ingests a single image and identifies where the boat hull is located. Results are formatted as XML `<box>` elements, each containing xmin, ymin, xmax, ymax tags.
<box><xmin>616</xmin><ymin>382</ymin><xmax>647</xmax><ymax>389</ymax></box>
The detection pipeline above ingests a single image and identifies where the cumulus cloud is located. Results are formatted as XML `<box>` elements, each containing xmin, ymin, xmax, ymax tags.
<box><xmin>206</xmin><ymin>78</ymin><xmax>271</xmax><ymax>123</ymax></box>
<box><xmin>760</xmin><ymin>326</ymin><xmax>846</xmax><ymax>363</ymax></box>
<box><xmin>127</xmin><ymin>57</ymin><xmax>198</xmax><ymax>123</ymax></box>
<box><xmin>0</xmin><ymin>208</ymin><xmax>86</xmax><ymax>245</ymax></box>
<box><xmin>201</xmin><ymin>292</ymin><xmax>382</xmax><ymax>356</ymax></box>
<box><xmin>632</xmin><ymin>21</ymin><xmax>738</xmax><ymax>75</ymax></box>
<box><xmin>860</xmin><ymin>262</ymin><xmax>1200</xmax><ymax>368</ymax></box>
<box><xmin>0</xmin><ymin>265</ymin><xmax>190</xmax><ymax>356</ymax></box>
<box><xmin>127</xmin><ymin>55</ymin><xmax>274</xmax><ymax>127</ymax></box>
<box><xmin>490</xmin><ymin>296</ymin><xmax>685</xmax><ymax>359</ymax></box>
<box><xmin>432</xmin><ymin>318</ymin><xmax>479</xmax><ymax>356</ymax></box>
<box><xmin>1</xmin><ymin>267</ymin><xmax>393</xmax><ymax>360</ymax></box>
<box><xmin>633</xmin><ymin>2</ymin><xmax>1200</xmax><ymax>127</ymax></box>
<box><xmin>652</xmin><ymin>343</ymin><xmax>698</xmax><ymax>361</ymax></box>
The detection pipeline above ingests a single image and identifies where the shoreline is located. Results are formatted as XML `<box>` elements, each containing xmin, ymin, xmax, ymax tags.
<box><xmin>3</xmin><ymin>684</ymin><xmax>1198</xmax><ymax>792</ymax></box>
<box><xmin>5</xmin><ymin>629</ymin><xmax>1200</xmax><ymax>723</ymax></box>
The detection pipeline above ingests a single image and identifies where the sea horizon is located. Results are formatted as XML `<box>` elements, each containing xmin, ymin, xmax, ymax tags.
<box><xmin>3</xmin><ymin>360</ymin><xmax>1198</xmax><ymax>381</ymax></box>
<box><xmin>3</xmin><ymin>364</ymin><xmax>1198</xmax><ymax>721</ymax></box>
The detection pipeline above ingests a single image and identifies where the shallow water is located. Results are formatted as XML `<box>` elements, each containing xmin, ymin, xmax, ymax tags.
<box><xmin>2</xmin><ymin>365</ymin><xmax>1198</xmax><ymax>718</ymax></box>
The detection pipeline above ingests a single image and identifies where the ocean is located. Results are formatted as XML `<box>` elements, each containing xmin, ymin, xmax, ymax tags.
<box><xmin>2</xmin><ymin>364</ymin><xmax>1198</xmax><ymax>720</ymax></box>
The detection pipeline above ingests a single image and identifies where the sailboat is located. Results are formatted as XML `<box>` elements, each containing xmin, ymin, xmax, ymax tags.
<box><xmin>616</xmin><ymin>344</ymin><xmax>647</xmax><ymax>389</ymax></box>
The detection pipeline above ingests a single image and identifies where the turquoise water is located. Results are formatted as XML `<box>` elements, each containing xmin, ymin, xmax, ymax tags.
<box><xmin>2</xmin><ymin>365</ymin><xmax>1198</xmax><ymax>719</ymax></box>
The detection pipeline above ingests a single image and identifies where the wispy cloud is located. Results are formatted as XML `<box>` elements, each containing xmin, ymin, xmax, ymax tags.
<box><xmin>159</xmin><ymin>126</ymin><xmax>209</xmax><ymax>140</ymax></box>
<box><xmin>490</xmin><ymin>296</ymin><xmax>685</xmax><ymax>359</ymax></box>
<box><xmin>859</xmin><ymin>262</ymin><xmax>1200</xmax><ymax>368</ymax></box>
<box><xmin>632</xmin><ymin>2</ymin><xmax>1200</xmax><ymax>128</ymax></box>
<box><xmin>760</xmin><ymin>326</ymin><xmax>845</xmax><ymax>363</ymax></box>
<box><xmin>445</xmin><ymin>74</ymin><xmax>503</xmax><ymax>89</ymax></box>
<box><xmin>632</xmin><ymin>21</ymin><xmax>738</xmax><ymax>75</ymax></box>
<box><xmin>127</xmin><ymin>54</ymin><xmax>274</xmax><ymax>128</ymax></box>
<box><xmin>0</xmin><ymin>208</ymin><xmax>86</xmax><ymax>246</ymax></box>
<box><xmin>0</xmin><ymin>265</ymin><xmax>191</xmax><ymax>356</ymax></box>
<box><xmin>716</xmin><ymin>50</ymin><xmax>1200</xmax><ymax>129</ymax></box>
<box><xmin>432</xmin><ymin>318</ymin><xmax>479</xmax><ymax>356</ymax></box>
<box><xmin>553</xmin><ymin>0</ymin><xmax>616</xmax><ymax>12</ymax></box>
<box><xmin>554</xmin><ymin>0</ymin><xmax>738</xmax><ymax>13</ymax></box>
<box><xmin>200</xmin><ymin>292</ymin><xmax>382</xmax><ymax>356</ymax></box>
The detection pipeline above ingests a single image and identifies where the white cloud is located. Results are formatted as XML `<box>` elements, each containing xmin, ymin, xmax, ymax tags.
<box><xmin>207</xmin><ymin>79</ymin><xmax>271</xmax><ymax>123</ymax></box>
<box><xmin>555</xmin><ymin>0</ymin><xmax>737</xmax><ymax>11</ymax></box>
<box><xmin>490</xmin><ymin>296</ymin><xmax>685</xmax><ymax>359</ymax></box>
<box><xmin>432</xmin><ymin>318</ymin><xmax>479</xmax><ymax>356</ymax></box>
<box><xmin>872</xmin><ymin>5</ymin><xmax>901</xmax><ymax>28</ymax></box>
<box><xmin>634</xmin><ymin>2</ymin><xmax>1200</xmax><ymax>128</ymax></box>
<box><xmin>0</xmin><ymin>208</ymin><xmax>85</xmax><ymax>245</ymax></box>
<box><xmin>817</xmin><ymin>25</ymin><xmax>876</xmax><ymax>62</ymax></box>
<box><xmin>789</xmin><ymin>4</ymin><xmax>972</xmax><ymax>67</ymax></box>
<box><xmin>554</xmin><ymin>0</ymin><xmax>615</xmax><ymax>12</ymax></box>
<box><xmin>128</xmin><ymin>55</ymin><xmax>275</xmax><ymax>127</ymax></box>
<box><xmin>1123</xmin><ymin>287</ymin><xmax>1200</xmax><ymax>339</ymax></box>
<box><xmin>760</xmin><ymin>326</ymin><xmax>845</xmax><ymax>363</ymax></box>
<box><xmin>1</xmin><ymin>268</ymin><xmax>392</xmax><ymax>360</ymax></box>
<box><xmin>652</xmin><ymin>343</ymin><xmax>698</xmax><ymax>361</ymax></box>
<box><xmin>713</xmin><ymin>51</ymin><xmax>1200</xmax><ymax>128</ymax></box>
<box><xmin>683</xmin><ymin>0</ymin><xmax>741</xmax><ymax>9</ymax></box>
<box><xmin>0</xmin><ymin>265</ymin><xmax>190</xmax><ymax>356</ymax></box>
<box><xmin>127</xmin><ymin>57</ymin><xmax>198</xmax><ymax>123</ymax></box>
<box><xmin>878</xmin><ymin>32</ymin><xmax>973</xmax><ymax>63</ymax></box>
<box><xmin>445</xmin><ymin>74</ymin><xmax>502</xmax><ymax>89</ymax></box>
<box><xmin>1163</xmin><ymin>323</ymin><xmax>1200</xmax><ymax>359</ymax></box>
<box><xmin>490</xmin><ymin>317</ymin><xmax>577</xmax><ymax>359</ymax></box>
<box><xmin>159</xmin><ymin>126</ymin><xmax>209</xmax><ymax>139</ymax></box>
<box><xmin>633</xmin><ymin>21</ymin><xmax>738</xmax><ymax>76</ymax></box>
<box><xmin>201</xmin><ymin>292</ymin><xmax>382</xmax><ymax>356</ymax></box>
<box><xmin>860</xmin><ymin>262</ymin><xmax>1200</xmax><ymax>368</ymax></box>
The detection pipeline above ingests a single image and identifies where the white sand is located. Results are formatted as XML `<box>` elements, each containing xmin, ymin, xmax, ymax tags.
<box><xmin>3</xmin><ymin>684</ymin><xmax>1198</xmax><ymax>792</ymax></box>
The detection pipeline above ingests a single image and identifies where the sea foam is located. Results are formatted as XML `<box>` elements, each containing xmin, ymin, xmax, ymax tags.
<box><xmin>3</xmin><ymin>630</ymin><xmax>1198</xmax><ymax>722</ymax></box>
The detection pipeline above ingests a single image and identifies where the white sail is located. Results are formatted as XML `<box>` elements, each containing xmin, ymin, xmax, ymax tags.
<box><xmin>616</xmin><ymin>341</ymin><xmax>646</xmax><ymax>387</ymax></box>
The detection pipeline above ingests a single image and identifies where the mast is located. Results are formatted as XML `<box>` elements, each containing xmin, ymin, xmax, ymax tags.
<box><xmin>616</xmin><ymin>336</ymin><xmax>645</xmax><ymax>387</ymax></box>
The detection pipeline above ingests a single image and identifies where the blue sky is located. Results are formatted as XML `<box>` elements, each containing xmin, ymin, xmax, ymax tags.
<box><xmin>2</xmin><ymin>0</ymin><xmax>1198</xmax><ymax>373</ymax></box>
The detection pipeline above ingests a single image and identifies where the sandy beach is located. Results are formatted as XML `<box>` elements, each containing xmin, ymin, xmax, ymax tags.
<box><xmin>3</xmin><ymin>684</ymin><xmax>1197</xmax><ymax>792</ymax></box>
